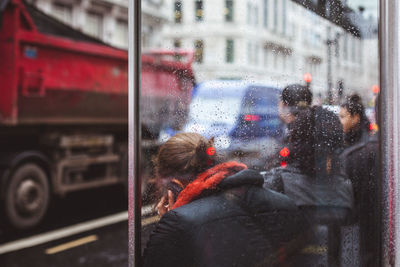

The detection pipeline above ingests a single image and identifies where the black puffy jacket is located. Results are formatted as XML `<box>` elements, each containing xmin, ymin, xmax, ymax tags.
<box><xmin>143</xmin><ymin>169</ymin><xmax>308</xmax><ymax>267</ymax></box>
<box><xmin>263</xmin><ymin>166</ymin><xmax>353</xmax><ymax>210</ymax></box>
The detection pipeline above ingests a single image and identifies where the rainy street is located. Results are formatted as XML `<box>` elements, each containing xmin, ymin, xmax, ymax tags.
<box><xmin>0</xmin><ymin>190</ymin><xmax>360</xmax><ymax>267</ymax></box>
<box><xmin>0</xmin><ymin>218</ymin><xmax>158</xmax><ymax>267</ymax></box>
<box><xmin>0</xmin><ymin>186</ymin><xmax>157</xmax><ymax>267</ymax></box>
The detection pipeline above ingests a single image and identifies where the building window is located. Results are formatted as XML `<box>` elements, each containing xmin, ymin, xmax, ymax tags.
<box><xmin>343</xmin><ymin>34</ymin><xmax>348</xmax><ymax>60</ymax></box>
<box><xmin>86</xmin><ymin>12</ymin><xmax>103</xmax><ymax>39</ymax></box>
<box><xmin>174</xmin><ymin>39</ymin><xmax>182</xmax><ymax>49</ymax></box>
<box><xmin>263</xmin><ymin>49</ymin><xmax>269</xmax><ymax>67</ymax></box>
<box><xmin>226</xmin><ymin>39</ymin><xmax>234</xmax><ymax>63</ymax></box>
<box><xmin>263</xmin><ymin>0</ymin><xmax>268</xmax><ymax>28</ymax></box>
<box><xmin>247</xmin><ymin>3</ymin><xmax>251</xmax><ymax>25</ymax></box>
<box><xmin>174</xmin><ymin>40</ymin><xmax>182</xmax><ymax>60</ymax></box>
<box><xmin>255</xmin><ymin>44</ymin><xmax>259</xmax><ymax>65</ymax></box>
<box><xmin>254</xmin><ymin>5</ymin><xmax>259</xmax><ymax>25</ymax></box>
<box><xmin>283</xmin><ymin>55</ymin><xmax>286</xmax><ymax>70</ymax></box>
<box><xmin>174</xmin><ymin>1</ymin><xmax>182</xmax><ymax>23</ymax></box>
<box><xmin>282</xmin><ymin>0</ymin><xmax>286</xmax><ymax>35</ymax></box>
<box><xmin>195</xmin><ymin>0</ymin><xmax>203</xmax><ymax>22</ymax></box>
<box><xmin>194</xmin><ymin>40</ymin><xmax>204</xmax><ymax>63</ymax></box>
<box><xmin>273</xmin><ymin>0</ymin><xmax>278</xmax><ymax>32</ymax></box>
<box><xmin>115</xmin><ymin>19</ymin><xmax>128</xmax><ymax>48</ymax></box>
<box><xmin>352</xmin><ymin>37</ymin><xmax>356</xmax><ymax>62</ymax></box>
<box><xmin>247</xmin><ymin>42</ymin><xmax>251</xmax><ymax>63</ymax></box>
<box><xmin>273</xmin><ymin>52</ymin><xmax>278</xmax><ymax>68</ymax></box>
<box><xmin>225</xmin><ymin>0</ymin><xmax>233</xmax><ymax>22</ymax></box>
<box><xmin>52</xmin><ymin>3</ymin><xmax>72</xmax><ymax>25</ymax></box>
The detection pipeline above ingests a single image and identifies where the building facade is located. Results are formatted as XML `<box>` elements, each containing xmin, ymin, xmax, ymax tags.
<box><xmin>28</xmin><ymin>0</ymin><xmax>378</xmax><ymax>102</ymax></box>
<box><xmin>162</xmin><ymin>0</ymin><xmax>378</xmax><ymax>102</ymax></box>
<box><xmin>29</xmin><ymin>0</ymin><xmax>168</xmax><ymax>49</ymax></box>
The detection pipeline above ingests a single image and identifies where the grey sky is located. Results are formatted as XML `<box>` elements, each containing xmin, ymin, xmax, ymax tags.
<box><xmin>347</xmin><ymin>0</ymin><xmax>378</xmax><ymax>19</ymax></box>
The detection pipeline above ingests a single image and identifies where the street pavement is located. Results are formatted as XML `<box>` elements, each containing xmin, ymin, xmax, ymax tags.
<box><xmin>0</xmin><ymin>184</ymin><xmax>361</xmax><ymax>266</ymax></box>
<box><xmin>0</xmin><ymin>216</ymin><xmax>159</xmax><ymax>267</ymax></box>
<box><xmin>0</xmin><ymin>217</ymin><xmax>361</xmax><ymax>267</ymax></box>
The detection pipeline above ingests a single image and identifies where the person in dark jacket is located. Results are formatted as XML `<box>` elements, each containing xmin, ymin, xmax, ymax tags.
<box><xmin>339</xmin><ymin>94</ymin><xmax>379</xmax><ymax>266</ymax></box>
<box><xmin>275</xmin><ymin>84</ymin><xmax>344</xmax><ymax>177</ymax></box>
<box><xmin>265</xmin><ymin>84</ymin><xmax>352</xmax><ymax>266</ymax></box>
<box><xmin>143</xmin><ymin>132</ymin><xmax>308</xmax><ymax>267</ymax></box>
<box><xmin>264</xmin><ymin>96</ymin><xmax>351</xmax><ymax>209</ymax></box>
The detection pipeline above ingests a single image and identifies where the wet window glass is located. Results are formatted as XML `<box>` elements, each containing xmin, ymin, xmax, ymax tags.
<box><xmin>140</xmin><ymin>0</ymin><xmax>380</xmax><ymax>267</ymax></box>
<box><xmin>0</xmin><ymin>0</ymin><xmax>384</xmax><ymax>266</ymax></box>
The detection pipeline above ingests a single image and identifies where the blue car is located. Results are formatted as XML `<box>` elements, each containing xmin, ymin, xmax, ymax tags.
<box><xmin>175</xmin><ymin>80</ymin><xmax>284</xmax><ymax>170</ymax></box>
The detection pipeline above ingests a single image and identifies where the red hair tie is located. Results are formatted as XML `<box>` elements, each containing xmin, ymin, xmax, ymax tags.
<box><xmin>206</xmin><ymin>147</ymin><xmax>216</xmax><ymax>156</ymax></box>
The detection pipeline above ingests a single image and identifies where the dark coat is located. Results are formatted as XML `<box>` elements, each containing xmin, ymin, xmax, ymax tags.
<box><xmin>263</xmin><ymin>166</ymin><xmax>353</xmax><ymax>210</ymax></box>
<box><xmin>143</xmin><ymin>169</ymin><xmax>308</xmax><ymax>267</ymax></box>
<box><xmin>339</xmin><ymin>132</ymin><xmax>379</xmax><ymax>266</ymax></box>
<box><xmin>340</xmin><ymin>131</ymin><xmax>378</xmax><ymax>219</ymax></box>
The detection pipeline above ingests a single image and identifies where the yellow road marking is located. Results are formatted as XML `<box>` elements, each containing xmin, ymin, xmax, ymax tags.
<box><xmin>142</xmin><ymin>215</ymin><xmax>159</xmax><ymax>226</ymax></box>
<box><xmin>301</xmin><ymin>245</ymin><xmax>328</xmax><ymax>255</ymax></box>
<box><xmin>45</xmin><ymin>235</ymin><xmax>98</xmax><ymax>255</ymax></box>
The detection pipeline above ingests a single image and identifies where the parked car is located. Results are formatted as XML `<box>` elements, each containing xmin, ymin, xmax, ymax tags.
<box><xmin>162</xmin><ymin>80</ymin><xmax>284</xmax><ymax>170</ymax></box>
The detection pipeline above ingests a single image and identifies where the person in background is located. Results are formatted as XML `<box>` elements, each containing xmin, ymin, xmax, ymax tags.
<box><xmin>339</xmin><ymin>94</ymin><xmax>371</xmax><ymax>147</ymax></box>
<box><xmin>263</xmin><ymin>89</ymin><xmax>349</xmax><ymax>207</ymax></box>
<box><xmin>143</xmin><ymin>132</ymin><xmax>308</xmax><ymax>267</ymax></box>
<box><xmin>275</xmin><ymin>84</ymin><xmax>344</xmax><ymax>175</ymax></box>
<box><xmin>264</xmin><ymin>84</ymin><xmax>351</xmax><ymax>266</ymax></box>
<box><xmin>339</xmin><ymin>94</ymin><xmax>379</xmax><ymax>267</ymax></box>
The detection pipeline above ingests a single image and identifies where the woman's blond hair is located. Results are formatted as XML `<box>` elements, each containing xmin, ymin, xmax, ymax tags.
<box><xmin>153</xmin><ymin>133</ymin><xmax>215</xmax><ymax>179</ymax></box>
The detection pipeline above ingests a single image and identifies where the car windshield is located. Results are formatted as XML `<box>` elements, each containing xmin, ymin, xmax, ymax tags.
<box><xmin>241</xmin><ymin>87</ymin><xmax>280</xmax><ymax>114</ymax></box>
<box><xmin>187</xmin><ymin>96</ymin><xmax>242</xmax><ymax>125</ymax></box>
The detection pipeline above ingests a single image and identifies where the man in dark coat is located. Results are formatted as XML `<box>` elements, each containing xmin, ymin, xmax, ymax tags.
<box><xmin>340</xmin><ymin>134</ymin><xmax>379</xmax><ymax>266</ymax></box>
<box><xmin>338</xmin><ymin>94</ymin><xmax>380</xmax><ymax>266</ymax></box>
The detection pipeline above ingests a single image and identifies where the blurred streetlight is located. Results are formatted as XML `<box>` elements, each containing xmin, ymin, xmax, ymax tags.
<box><xmin>304</xmin><ymin>72</ymin><xmax>312</xmax><ymax>90</ymax></box>
<box><xmin>372</xmin><ymin>84</ymin><xmax>380</xmax><ymax>94</ymax></box>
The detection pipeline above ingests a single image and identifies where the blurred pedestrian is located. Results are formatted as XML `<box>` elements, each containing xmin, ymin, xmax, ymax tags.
<box><xmin>339</xmin><ymin>94</ymin><xmax>379</xmax><ymax>267</ymax></box>
<box><xmin>264</xmin><ymin>84</ymin><xmax>352</xmax><ymax>266</ymax></box>
<box><xmin>276</xmin><ymin>84</ymin><xmax>344</xmax><ymax>176</ymax></box>
<box><xmin>339</xmin><ymin>94</ymin><xmax>371</xmax><ymax>147</ymax></box>
<box><xmin>143</xmin><ymin>132</ymin><xmax>308</xmax><ymax>267</ymax></box>
<box><xmin>264</xmin><ymin>92</ymin><xmax>351</xmax><ymax>208</ymax></box>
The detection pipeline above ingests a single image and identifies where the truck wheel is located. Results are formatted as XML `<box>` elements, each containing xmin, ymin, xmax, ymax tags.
<box><xmin>4</xmin><ymin>164</ymin><xmax>50</xmax><ymax>230</ymax></box>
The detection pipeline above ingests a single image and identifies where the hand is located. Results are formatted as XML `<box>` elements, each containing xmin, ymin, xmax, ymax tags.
<box><xmin>156</xmin><ymin>190</ymin><xmax>175</xmax><ymax>217</ymax></box>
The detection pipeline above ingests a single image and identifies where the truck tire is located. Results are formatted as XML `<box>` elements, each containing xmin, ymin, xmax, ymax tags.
<box><xmin>4</xmin><ymin>163</ymin><xmax>50</xmax><ymax>230</ymax></box>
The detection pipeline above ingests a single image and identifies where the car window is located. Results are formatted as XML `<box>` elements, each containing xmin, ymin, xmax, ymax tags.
<box><xmin>241</xmin><ymin>87</ymin><xmax>280</xmax><ymax>114</ymax></box>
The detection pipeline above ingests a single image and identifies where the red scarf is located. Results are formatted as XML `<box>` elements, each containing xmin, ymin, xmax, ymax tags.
<box><xmin>172</xmin><ymin>161</ymin><xmax>247</xmax><ymax>209</ymax></box>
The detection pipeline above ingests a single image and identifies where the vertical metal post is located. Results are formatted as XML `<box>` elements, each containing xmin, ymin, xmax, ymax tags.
<box><xmin>379</xmin><ymin>0</ymin><xmax>399</xmax><ymax>265</ymax></box>
<box><xmin>327</xmin><ymin>39</ymin><xmax>333</xmax><ymax>104</ymax></box>
<box><xmin>128</xmin><ymin>0</ymin><xmax>141</xmax><ymax>266</ymax></box>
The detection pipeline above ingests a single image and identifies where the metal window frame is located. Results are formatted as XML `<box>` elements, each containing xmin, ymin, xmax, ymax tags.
<box><xmin>128</xmin><ymin>0</ymin><xmax>141</xmax><ymax>266</ymax></box>
<box><xmin>129</xmin><ymin>0</ymin><xmax>399</xmax><ymax>266</ymax></box>
<box><xmin>379</xmin><ymin>1</ymin><xmax>400</xmax><ymax>266</ymax></box>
